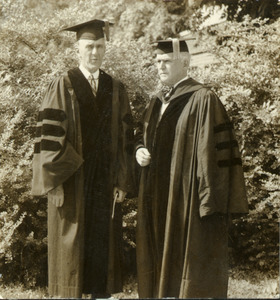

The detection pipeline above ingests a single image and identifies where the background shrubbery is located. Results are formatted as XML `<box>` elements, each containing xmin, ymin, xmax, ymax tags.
<box><xmin>0</xmin><ymin>0</ymin><xmax>279</xmax><ymax>288</ymax></box>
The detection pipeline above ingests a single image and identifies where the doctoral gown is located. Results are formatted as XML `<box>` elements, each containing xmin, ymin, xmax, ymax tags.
<box><xmin>135</xmin><ymin>78</ymin><xmax>248</xmax><ymax>298</ymax></box>
<box><xmin>32</xmin><ymin>68</ymin><xmax>134</xmax><ymax>298</ymax></box>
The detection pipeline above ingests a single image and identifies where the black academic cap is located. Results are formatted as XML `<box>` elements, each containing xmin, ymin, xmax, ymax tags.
<box><xmin>153</xmin><ymin>38</ymin><xmax>189</xmax><ymax>59</ymax></box>
<box><xmin>61</xmin><ymin>19</ymin><xmax>114</xmax><ymax>41</ymax></box>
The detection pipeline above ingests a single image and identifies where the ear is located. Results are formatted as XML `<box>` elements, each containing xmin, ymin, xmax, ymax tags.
<box><xmin>74</xmin><ymin>41</ymin><xmax>81</xmax><ymax>58</ymax></box>
<box><xmin>74</xmin><ymin>41</ymin><xmax>79</xmax><ymax>51</ymax></box>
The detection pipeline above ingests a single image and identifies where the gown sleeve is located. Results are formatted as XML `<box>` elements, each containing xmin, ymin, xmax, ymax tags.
<box><xmin>31</xmin><ymin>76</ymin><xmax>83</xmax><ymax>196</ymax></box>
<box><xmin>196</xmin><ymin>89</ymin><xmax>248</xmax><ymax>217</ymax></box>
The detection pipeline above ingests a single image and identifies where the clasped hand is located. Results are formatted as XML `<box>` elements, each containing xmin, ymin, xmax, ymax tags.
<box><xmin>136</xmin><ymin>147</ymin><xmax>151</xmax><ymax>167</ymax></box>
<box><xmin>113</xmin><ymin>187</ymin><xmax>126</xmax><ymax>203</ymax></box>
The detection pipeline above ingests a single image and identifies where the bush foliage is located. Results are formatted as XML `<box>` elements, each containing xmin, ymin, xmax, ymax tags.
<box><xmin>0</xmin><ymin>0</ymin><xmax>279</xmax><ymax>287</ymax></box>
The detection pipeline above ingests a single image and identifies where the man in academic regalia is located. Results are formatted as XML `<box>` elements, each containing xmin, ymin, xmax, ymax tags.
<box><xmin>31</xmin><ymin>19</ymin><xmax>134</xmax><ymax>298</ymax></box>
<box><xmin>135</xmin><ymin>38</ymin><xmax>249</xmax><ymax>298</ymax></box>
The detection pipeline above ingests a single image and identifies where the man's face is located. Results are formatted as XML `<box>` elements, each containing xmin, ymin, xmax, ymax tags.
<box><xmin>78</xmin><ymin>38</ymin><xmax>106</xmax><ymax>73</ymax></box>
<box><xmin>156</xmin><ymin>53</ymin><xmax>185</xmax><ymax>87</ymax></box>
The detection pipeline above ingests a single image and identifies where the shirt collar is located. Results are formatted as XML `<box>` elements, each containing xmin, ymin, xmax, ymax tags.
<box><xmin>79</xmin><ymin>65</ymin><xmax>100</xmax><ymax>80</ymax></box>
<box><xmin>157</xmin><ymin>75</ymin><xmax>190</xmax><ymax>104</ymax></box>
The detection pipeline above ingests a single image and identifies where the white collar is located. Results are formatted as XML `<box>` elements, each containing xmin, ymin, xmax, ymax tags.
<box><xmin>79</xmin><ymin>65</ymin><xmax>100</xmax><ymax>80</ymax></box>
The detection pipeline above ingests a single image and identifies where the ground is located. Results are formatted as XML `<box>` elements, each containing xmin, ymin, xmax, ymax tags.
<box><xmin>0</xmin><ymin>269</ymin><xmax>279</xmax><ymax>299</ymax></box>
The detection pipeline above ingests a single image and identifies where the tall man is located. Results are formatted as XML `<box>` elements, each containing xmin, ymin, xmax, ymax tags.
<box><xmin>31</xmin><ymin>19</ymin><xmax>134</xmax><ymax>298</ymax></box>
<box><xmin>135</xmin><ymin>38</ymin><xmax>248</xmax><ymax>298</ymax></box>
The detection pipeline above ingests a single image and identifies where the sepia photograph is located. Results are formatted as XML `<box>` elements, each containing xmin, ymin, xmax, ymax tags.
<box><xmin>0</xmin><ymin>0</ymin><xmax>279</xmax><ymax>299</ymax></box>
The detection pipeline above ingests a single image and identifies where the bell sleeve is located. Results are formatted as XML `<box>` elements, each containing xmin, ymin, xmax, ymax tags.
<box><xmin>196</xmin><ymin>89</ymin><xmax>248</xmax><ymax>217</ymax></box>
<box><xmin>31</xmin><ymin>76</ymin><xmax>83</xmax><ymax>196</ymax></box>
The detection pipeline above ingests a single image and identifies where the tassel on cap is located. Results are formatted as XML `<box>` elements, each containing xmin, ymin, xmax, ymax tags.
<box><xmin>171</xmin><ymin>38</ymin><xmax>180</xmax><ymax>59</ymax></box>
<box><xmin>104</xmin><ymin>20</ymin><xmax>110</xmax><ymax>41</ymax></box>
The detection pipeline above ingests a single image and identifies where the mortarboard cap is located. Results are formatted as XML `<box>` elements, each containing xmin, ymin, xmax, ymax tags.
<box><xmin>153</xmin><ymin>38</ymin><xmax>189</xmax><ymax>59</ymax></box>
<box><xmin>61</xmin><ymin>19</ymin><xmax>114</xmax><ymax>41</ymax></box>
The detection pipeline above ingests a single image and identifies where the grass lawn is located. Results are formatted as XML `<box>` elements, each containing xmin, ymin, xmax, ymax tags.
<box><xmin>227</xmin><ymin>268</ymin><xmax>279</xmax><ymax>299</ymax></box>
<box><xmin>0</xmin><ymin>269</ymin><xmax>279</xmax><ymax>299</ymax></box>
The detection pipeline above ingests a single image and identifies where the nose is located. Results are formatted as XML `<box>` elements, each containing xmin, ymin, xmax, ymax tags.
<box><xmin>91</xmin><ymin>47</ymin><xmax>98</xmax><ymax>55</ymax></box>
<box><xmin>158</xmin><ymin>61</ymin><xmax>165</xmax><ymax>70</ymax></box>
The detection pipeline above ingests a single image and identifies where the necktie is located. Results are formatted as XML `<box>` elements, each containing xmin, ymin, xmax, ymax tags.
<box><xmin>88</xmin><ymin>75</ymin><xmax>97</xmax><ymax>96</ymax></box>
<box><xmin>162</xmin><ymin>87</ymin><xmax>174</xmax><ymax>103</ymax></box>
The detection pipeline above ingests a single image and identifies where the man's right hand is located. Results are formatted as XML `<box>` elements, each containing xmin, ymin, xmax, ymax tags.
<box><xmin>136</xmin><ymin>147</ymin><xmax>151</xmax><ymax>167</ymax></box>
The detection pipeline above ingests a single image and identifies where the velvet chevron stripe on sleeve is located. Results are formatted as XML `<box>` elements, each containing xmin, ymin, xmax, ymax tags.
<box><xmin>35</xmin><ymin>108</ymin><xmax>66</xmax><ymax>154</ymax></box>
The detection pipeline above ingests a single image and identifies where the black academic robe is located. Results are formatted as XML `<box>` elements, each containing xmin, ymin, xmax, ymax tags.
<box><xmin>32</xmin><ymin>68</ymin><xmax>134</xmax><ymax>298</ymax></box>
<box><xmin>135</xmin><ymin>78</ymin><xmax>248</xmax><ymax>298</ymax></box>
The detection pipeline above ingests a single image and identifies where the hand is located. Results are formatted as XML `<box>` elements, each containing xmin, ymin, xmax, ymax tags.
<box><xmin>48</xmin><ymin>184</ymin><xmax>64</xmax><ymax>207</ymax></box>
<box><xmin>136</xmin><ymin>147</ymin><xmax>151</xmax><ymax>167</ymax></box>
<box><xmin>113</xmin><ymin>187</ymin><xmax>127</xmax><ymax>203</ymax></box>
